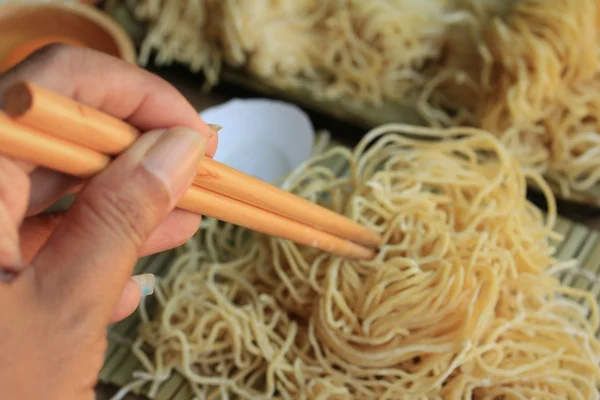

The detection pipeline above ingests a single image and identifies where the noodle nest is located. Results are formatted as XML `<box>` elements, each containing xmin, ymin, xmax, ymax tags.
<box><xmin>113</xmin><ymin>124</ymin><xmax>600</xmax><ymax>400</ymax></box>
<box><xmin>133</xmin><ymin>0</ymin><xmax>600</xmax><ymax>199</ymax></box>
<box><xmin>422</xmin><ymin>0</ymin><xmax>600</xmax><ymax>196</ymax></box>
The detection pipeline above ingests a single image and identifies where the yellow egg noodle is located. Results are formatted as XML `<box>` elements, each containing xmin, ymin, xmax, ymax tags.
<box><xmin>422</xmin><ymin>0</ymin><xmax>600</xmax><ymax>197</ymax></box>
<box><xmin>111</xmin><ymin>124</ymin><xmax>600</xmax><ymax>399</ymax></box>
<box><xmin>131</xmin><ymin>0</ymin><xmax>600</xmax><ymax>198</ymax></box>
<box><xmin>133</xmin><ymin>0</ymin><xmax>466</xmax><ymax>106</ymax></box>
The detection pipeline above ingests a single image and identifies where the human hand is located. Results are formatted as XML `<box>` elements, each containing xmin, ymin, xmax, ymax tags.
<box><xmin>0</xmin><ymin>45</ymin><xmax>218</xmax><ymax>399</ymax></box>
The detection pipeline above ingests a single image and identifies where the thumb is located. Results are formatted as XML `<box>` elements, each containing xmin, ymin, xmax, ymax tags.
<box><xmin>30</xmin><ymin>128</ymin><xmax>205</xmax><ymax>323</ymax></box>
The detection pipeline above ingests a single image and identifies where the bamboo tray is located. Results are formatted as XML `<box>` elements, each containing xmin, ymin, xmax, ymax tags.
<box><xmin>99</xmin><ymin>138</ymin><xmax>600</xmax><ymax>399</ymax></box>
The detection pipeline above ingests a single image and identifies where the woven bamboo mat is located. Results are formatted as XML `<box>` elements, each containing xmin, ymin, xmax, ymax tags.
<box><xmin>100</xmin><ymin>141</ymin><xmax>600</xmax><ymax>399</ymax></box>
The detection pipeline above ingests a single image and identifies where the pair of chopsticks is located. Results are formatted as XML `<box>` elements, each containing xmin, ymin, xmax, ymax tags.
<box><xmin>0</xmin><ymin>81</ymin><xmax>381</xmax><ymax>259</ymax></box>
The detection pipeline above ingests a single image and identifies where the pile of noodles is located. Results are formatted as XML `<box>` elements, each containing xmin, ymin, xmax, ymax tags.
<box><xmin>422</xmin><ymin>0</ymin><xmax>600</xmax><ymax>196</ymax></box>
<box><xmin>132</xmin><ymin>0</ymin><xmax>600</xmax><ymax>197</ymax></box>
<box><xmin>112</xmin><ymin>124</ymin><xmax>600</xmax><ymax>400</ymax></box>
<box><xmin>132</xmin><ymin>0</ymin><xmax>468</xmax><ymax>106</ymax></box>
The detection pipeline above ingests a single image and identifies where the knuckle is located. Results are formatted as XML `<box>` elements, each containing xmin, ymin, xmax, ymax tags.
<box><xmin>0</xmin><ymin>43</ymin><xmax>78</xmax><ymax>92</ymax></box>
<box><xmin>75</xmin><ymin>166</ymin><xmax>172</xmax><ymax>249</ymax></box>
<box><xmin>28</xmin><ymin>42</ymin><xmax>74</xmax><ymax>64</ymax></box>
<box><xmin>76</xmin><ymin>181</ymin><xmax>150</xmax><ymax>249</ymax></box>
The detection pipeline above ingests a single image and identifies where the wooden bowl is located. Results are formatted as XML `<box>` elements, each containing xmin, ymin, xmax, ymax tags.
<box><xmin>0</xmin><ymin>3</ymin><xmax>136</xmax><ymax>74</ymax></box>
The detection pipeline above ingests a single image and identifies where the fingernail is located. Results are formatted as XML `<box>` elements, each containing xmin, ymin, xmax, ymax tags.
<box><xmin>142</xmin><ymin>128</ymin><xmax>206</xmax><ymax>199</ymax></box>
<box><xmin>208</xmin><ymin>124</ymin><xmax>222</xmax><ymax>133</ymax></box>
<box><xmin>131</xmin><ymin>274</ymin><xmax>155</xmax><ymax>296</ymax></box>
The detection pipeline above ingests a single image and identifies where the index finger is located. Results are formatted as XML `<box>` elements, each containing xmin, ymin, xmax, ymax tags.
<box><xmin>0</xmin><ymin>44</ymin><xmax>218</xmax><ymax>156</ymax></box>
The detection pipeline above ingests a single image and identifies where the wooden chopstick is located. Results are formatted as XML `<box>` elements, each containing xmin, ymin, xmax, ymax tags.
<box><xmin>0</xmin><ymin>112</ymin><xmax>109</xmax><ymax>176</ymax></box>
<box><xmin>1</xmin><ymin>83</ymin><xmax>381</xmax><ymax>259</ymax></box>
<box><xmin>4</xmin><ymin>81</ymin><xmax>381</xmax><ymax>249</ymax></box>
<box><xmin>3</xmin><ymin>81</ymin><xmax>138</xmax><ymax>155</ymax></box>
<box><xmin>0</xmin><ymin>111</ymin><xmax>375</xmax><ymax>259</ymax></box>
<box><xmin>180</xmin><ymin>186</ymin><xmax>376</xmax><ymax>259</ymax></box>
